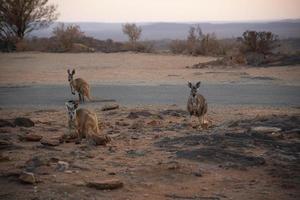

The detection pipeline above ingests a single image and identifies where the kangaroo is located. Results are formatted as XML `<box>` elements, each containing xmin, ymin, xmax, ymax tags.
<box><xmin>65</xmin><ymin>101</ymin><xmax>110</xmax><ymax>145</ymax></box>
<box><xmin>67</xmin><ymin>69</ymin><xmax>91</xmax><ymax>103</ymax></box>
<box><xmin>187</xmin><ymin>81</ymin><xmax>208</xmax><ymax>127</ymax></box>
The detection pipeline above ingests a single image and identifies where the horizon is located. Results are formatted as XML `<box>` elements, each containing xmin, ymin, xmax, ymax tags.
<box><xmin>53</xmin><ymin>18</ymin><xmax>300</xmax><ymax>24</ymax></box>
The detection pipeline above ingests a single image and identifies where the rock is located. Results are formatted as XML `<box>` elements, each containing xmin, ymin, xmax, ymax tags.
<box><xmin>251</xmin><ymin>126</ymin><xmax>281</xmax><ymax>133</ymax></box>
<box><xmin>40</xmin><ymin>138</ymin><xmax>60</xmax><ymax>146</ymax></box>
<box><xmin>19</xmin><ymin>172</ymin><xmax>37</xmax><ymax>184</ymax></box>
<box><xmin>86</xmin><ymin>179</ymin><xmax>123</xmax><ymax>190</ymax></box>
<box><xmin>25</xmin><ymin>156</ymin><xmax>50</xmax><ymax>172</ymax></box>
<box><xmin>130</xmin><ymin>120</ymin><xmax>144</xmax><ymax>130</ymax></box>
<box><xmin>0</xmin><ymin>153</ymin><xmax>10</xmax><ymax>162</ymax></box>
<box><xmin>147</xmin><ymin>120</ymin><xmax>161</xmax><ymax>126</ymax></box>
<box><xmin>0</xmin><ymin>119</ymin><xmax>15</xmax><ymax>127</ymax></box>
<box><xmin>101</xmin><ymin>104</ymin><xmax>119</xmax><ymax>111</ymax></box>
<box><xmin>0</xmin><ymin>139</ymin><xmax>13</xmax><ymax>150</ymax></box>
<box><xmin>56</xmin><ymin>161</ymin><xmax>69</xmax><ymax>172</ymax></box>
<box><xmin>127</xmin><ymin>111</ymin><xmax>152</xmax><ymax>119</ymax></box>
<box><xmin>115</xmin><ymin>121</ymin><xmax>130</xmax><ymax>126</ymax></box>
<box><xmin>71</xmin><ymin>161</ymin><xmax>91</xmax><ymax>171</ymax></box>
<box><xmin>35</xmin><ymin>166</ymin><xmax>52</xmax><ymax>175</ymax></box>
<box><xmin>73</xmin><ymin>181</ymin><xmax>86</xmax><ymax>186</ymax></box>
<box><xmin>126</xmin><ymin>150</ymin><xmax>146</xmax><ymax>157</ymax></box>
<box><xmin>22</xmin><ymin>133</ymin><xmax>43</xmax><ymax>142</ymax></box>
<box><xmin>14</xmin><ymin>117</ymin><xmax>34</xmax><ymax>127</ymax></box>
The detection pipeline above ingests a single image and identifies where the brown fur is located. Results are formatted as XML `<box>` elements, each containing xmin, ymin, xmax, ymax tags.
<box><xmin>70</xmin><ymin>78</ymin><xmax>91</xmax><ymax>101</ymax></box>
<box><xmin>74</xmin><ymin>108</ymin><xmax>110</xmax><ymax>145</ymax></box>
<box><xmin>187</xmin><ymin>82</ymin><xmax>208</xmax><ymax>126</ymax></box>
<box><xmin>67</xmin><ymin>69</ymin><xmax>91</xmax><ymax>102</ymax></box>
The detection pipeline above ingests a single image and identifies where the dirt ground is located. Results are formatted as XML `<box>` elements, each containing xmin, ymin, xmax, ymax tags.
<box><xmin>0</xmin><ymin>105</ymin><xmax>299</xmax><ymax>200</ymax></box>
<box><xmin>0</xmin><ymin>52</ymin><xmax>300</xmax><ymax>86</ymax></box>
<box><xmin>0</xmin><ymin>52</ymin><xmax>300</xmax><ymax>200</ymax></box>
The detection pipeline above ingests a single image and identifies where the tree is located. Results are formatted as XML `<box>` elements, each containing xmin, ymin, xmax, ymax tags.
<box><xmin>52</xmin><ymin>23</ymin><xmax>84</xmax><ymax>51</ymax></box>
<box><xmin>0</xmin><ymin>0</ymin><xmax>58</xmax><ymax>40</ymax></box>
<box><xmin>240</xmin><ymin>30</ymin><xmax>278</xmax><ymax>54</ymax></box>
<box><xmin>122</xmin><ymin>23</ymin><xmax>142</xmax><ymax>44</ymax></box>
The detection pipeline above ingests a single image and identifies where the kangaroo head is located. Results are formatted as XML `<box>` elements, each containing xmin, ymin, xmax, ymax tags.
<box><xmin>65</xmin><ymin>100</ymin><xmax>78</xmax><ymax>121</ymax></box>
<box><xmin>188</xmin><ymin>81</ymin><xmax>201</xmax><ymax>97</ymax></box>
<box><xmin>67</xmin><ymin>69</ymin><xmax>75</xmax><ymax>82</ymax></box>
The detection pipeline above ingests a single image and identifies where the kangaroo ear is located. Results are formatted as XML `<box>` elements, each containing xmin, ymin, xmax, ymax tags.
<box><xmin>72</xmin><ymin>69</ymin><xmax>75</xmax><ymax>75</ymax></box>
<box><xmin>188</xmin><ymin>82</ymin><xmax>192</xmax><ymax>88</ymax></box>
<box><xmin>196</xmin><ymin>81</ymin><xmax>201</xmax><ymax>88</ymax></box>
<box><xmin>67</xmin><ymin>69</ymin><xmax>70</xmax><ymax>74</ymax></box>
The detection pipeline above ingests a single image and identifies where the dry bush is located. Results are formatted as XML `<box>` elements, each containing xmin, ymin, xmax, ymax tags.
<box><xmin>51</xmin><ymin>23</ymin><xmax>84</xmax><ymax>52</ymax></box>
<box><xmin>169</xmin><ymin>40</ymin><xmax>187</xmax><ymax>54</ymax></box>
<box><xmin>169</xmin><ymin>25</ymin><xmax>225</xmax><ymax>56</ymax></box>
<box><xmin>239</xmin><ymin>30</ymin><xmax>279</xmax><ymax>54</ymax></box>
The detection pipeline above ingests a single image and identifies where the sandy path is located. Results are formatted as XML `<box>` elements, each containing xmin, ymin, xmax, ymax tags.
<box><xmin>0</xmin><ymin>52</ymin><xmax>299</xmax><ymax>86</ymax></box>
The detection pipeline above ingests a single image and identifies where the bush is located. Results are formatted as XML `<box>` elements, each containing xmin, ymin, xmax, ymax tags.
<box><xmin>169</xmin><ymin>26</ymin><xmax>225</xmax><ymax>56</ymax></box>
<box><xmin>239</xmin><ymin>30</ymin><xmax>279</xmax><ymax>54</ymax></box>
<box><xmin>169</xmin><ymin>40</ymin><xmax>187</xmax><ymax>54</ymax></box>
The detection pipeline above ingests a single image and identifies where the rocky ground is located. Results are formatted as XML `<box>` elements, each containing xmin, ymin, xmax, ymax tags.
<box><xmin>0</xmin><ymin>105</ymin><xmax>299</xmax><ymax>200</ymax></box>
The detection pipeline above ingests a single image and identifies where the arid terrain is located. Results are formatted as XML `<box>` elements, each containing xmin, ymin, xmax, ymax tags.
<box><xmin>0</xmin><ymin>52</ymin><xmax>300</xmax><ymax>200</ymax></box>
<box><xmin>0</xmin><ymin>52</ymin><xmax>300</xmax><ymax>86</ymax></box>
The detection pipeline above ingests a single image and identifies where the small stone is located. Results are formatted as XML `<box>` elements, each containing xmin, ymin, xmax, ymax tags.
<box><xmin>101</xmin><ymin>104</ymin><xmax>119</xmax><ymax>111</ymax></box>
<box><xmin>0</xmin><ymin>119</ymin><xmax>15</xmax><ymax>127</ymax></box>
<box><xmin>19</xmin><ymin>171</ymin><xmax>36</xmax><ymax>184</ymax></box>
<box><xmin>73</xmin><ymin>181</ymin><xmax>86</xmax><ymax>186</ymax></box>
<box><xmin>23</xmin><ymin>133</ymin><xmax>43</xmax><ymax>142</ymax></box>
<box><xmin>86</xmin><ymin>179</ymin><xmax>123</xmax><ymax>190</ymax></box>
<box><xmin>14</xmin><ymin>117</ymin><xmax>34</xmax><ymax>127</ymax></box>
<box><xmin>71</xmin><ymin>161</ymin><xmax>91</xmax><ymax>171</ymax></box>
<box><xmin>40</xmin><ymin>138</ymin><xmax>60</xmax><ymax>146</ymax></box>
<box><xmin>35</xmin><ymin>166</ymin><xmax>52</xmax><ymax>175</ymax></box>
<box><xmin>0</xmin><ymin>153</ymin><xmax>10</xmax><ymax>162</ymax></box>
<box><xmin>56</xmin><ymin>161</ymin><xmax>69</xmax><ymax>172</ymax></box>
<box><xmin>115</xmin><ymin>121</ymin><xmax>130</xmax><ymax>126</ymax></box>
<box><xmin>251</xmin><ymin>126</ymin><xmax>281</xmax><ymax>133</ymax></box>
<box><xmin>147</xmin><ymin>120</ymin><xmax>161</xmax><ymax>126</ymax></box>
<box><xmin>0</xmin><ymin>139</ymin><xmax>14</xmax><ymax>150</ymax></box>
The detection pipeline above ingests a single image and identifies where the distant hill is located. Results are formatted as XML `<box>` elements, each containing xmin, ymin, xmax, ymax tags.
<box><xmin>31</xmin><ymin>20</ymin><xmax>300</xmax><ymax>41</ymax></box>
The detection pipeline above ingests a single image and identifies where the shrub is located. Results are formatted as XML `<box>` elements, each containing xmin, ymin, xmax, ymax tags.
<box><xmin>239</xmin><ymin>30</ymin><xmax>279</xmax><ymax>54</ymax></box>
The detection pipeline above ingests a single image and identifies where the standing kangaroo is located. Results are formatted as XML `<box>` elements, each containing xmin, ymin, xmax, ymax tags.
<box><xmin>67</xmin><ymin>69</ymin><xmax>91</xmax><ymax>103</ymax></box>
<box><xmin>65</xmin><ymin>101</ymin><xmax>110</xmax><ymax>145</ymax></box>
<box><xmin>187</xmin><ymin>81</ymin><xmax>208</xmax><ymax>127</ymax></box>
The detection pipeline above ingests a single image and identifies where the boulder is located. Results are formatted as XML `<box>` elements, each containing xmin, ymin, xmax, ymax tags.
<box><xmin>14</xmin><ymin>117</ymin><xmax>34</xmax><ymax>127</ymax></box>
<box><xmin>86</xmin><ymin>179</ymin><xmax>123</xmax><ymax>190</ymax></box>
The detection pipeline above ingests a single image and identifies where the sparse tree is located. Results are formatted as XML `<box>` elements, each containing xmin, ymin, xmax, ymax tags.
<box><xmin>240</xmin><ymin>30</ymin><xmax>278</xmax><ymax>54</ymax></box>
<box><xmin>122</xmin><ymin>23</ymin><xmax>142</xmax><ymax>44</ymax></box>
<box><xmin>52</xmin><ymin>23</ymin><xmax>84</xmax><ymax>51</ymax></box>
<box><xmin>0</xmin><ymin>0</ymin><xmax>58</xmax><ymax>41</ymax></box>
<box><xmin>187</xmin><ymin>25</ymin><xmax>204</xmax><ymax>55</ymax></box>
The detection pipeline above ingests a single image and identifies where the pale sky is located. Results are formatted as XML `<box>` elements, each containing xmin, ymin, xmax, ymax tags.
<box><xmin>50</xmin><ymin>0</ymin><xmax>300</xmax><ymax>22</ymax></box>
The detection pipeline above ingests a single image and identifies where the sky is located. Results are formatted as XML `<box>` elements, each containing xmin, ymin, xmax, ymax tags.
<box><xmin>49</xmin><ymin>0</ymin><xmax>300</xmax><ymax>22</ymax></box>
